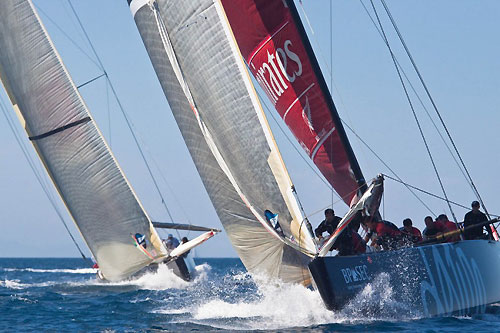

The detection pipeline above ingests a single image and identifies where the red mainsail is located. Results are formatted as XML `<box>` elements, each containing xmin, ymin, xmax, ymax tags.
<box><xmin>221</xmin><ymin>0</ymin><xmax>361</xmax><ymax>205</ymax></box>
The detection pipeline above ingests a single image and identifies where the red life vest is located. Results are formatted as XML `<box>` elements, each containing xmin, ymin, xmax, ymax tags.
<box><xmin>375</xmin><ymin>222</ymin><xmax>402</xmax><ymax>238</ymax></box>
<box><xmin>410</xmin><ymin>226</ymin><xmax>423</xmax><ymax>242</ymax></box>
<box><xmin>442</xmin><ymin>220</ymin><xmax>460</xmax><ymax>242</ymax></box>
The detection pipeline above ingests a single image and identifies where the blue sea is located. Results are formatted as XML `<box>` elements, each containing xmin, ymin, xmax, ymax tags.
<box><xmin>1</xmin><ymin>258</ymin><xmax>500</xmax><ymax>332</ymax></box>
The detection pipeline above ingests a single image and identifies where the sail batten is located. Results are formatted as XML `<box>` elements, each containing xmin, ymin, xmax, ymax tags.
<box><xmin>129</xmin><ymin>0</ymin><xmax>315</xmax><ymax>284</ymax></box>
<box><xmin>0</xmin><ymin>0</ymin><xmax>164</xmax><ymax>281</ymax></box>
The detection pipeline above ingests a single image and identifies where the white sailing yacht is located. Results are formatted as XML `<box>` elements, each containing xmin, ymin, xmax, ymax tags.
<box><xmin>0</xmin><ymin>0</ymin><xmax>217</xmax><ymax>282</ymax></box>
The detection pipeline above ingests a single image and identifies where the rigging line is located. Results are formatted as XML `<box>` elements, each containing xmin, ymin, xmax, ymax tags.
<box><xmin>379</xmin><ymin>0</ymin><xmax>492</xmax><ymax>220</ymax></box>
<box><xmin>329</xmin><ymin>0</ymin><xmax>334</xmax><ymax>208</ymax></box>
<box><xmin>77</xmin><ymin>73</ymin><xmax>106</xmax><ymax>89</ymax></box>
<box><xmin>0</xmin><ymin>98</ymin><xmax>89</xmax><ymax>262</ymax></box>
<box><xmin>33</xmin><ymin>4</ymin><xmax>101</xmax><ymax>70</ymax></box>
<box><xmin>358</xmin><ymin>0</ymin><xmax>475</xmax><ymax>196</ymax></box>
<box><xmin>131</xmin><ymin>125</ymin><xmax>193</xmax><ymax>226</ymax></box>
<box><xmin>382</xmin><ymin>188</ymin><xmax>385</xmax><ymax>219</ymax></box>
<box><xmin>369</xmin><ymin>0</ymin><xmax>458</xmax><ymax>226</ymax></box>
<box><xmin>297</xmin><ymin>1</ymin><xmax>375</xmax><ymax>180</ymax></box>
<box><xmin>257</xmin><ymin>91</ymin><xmax>339</xmax><ymax>196</ymax></box>
<box><xmin>381</xmin><ymin>173</ymin><xmax>480</xmax><ymax>214</ymax></box>
<box><xmin>106</xmin><ymin>76</ymin><xmax>176</xmax><ymax>224</ymax></box>
<box><xmin>292</xmin><ymin>185</ymin><xmax>317</xmax><ymax>246</ymax></box>
<box><xmin>65</xmin><ymin>1</ymin><xmax>104</xmax><ymax>72</ymax></box>
<box><xmin>304</xmin><ymin>182</ymin><xmax>368</xmax><ymax>221</ymax></box>
<box><xmin>340</xmin><ymin>119</ymin><xmax>436</xmax><ymax>216</ymax></box>
<box><xmin>66</xmin><ymin>1</ymin><xmax>175</xmax><ymax>225</ymax></box>
<box><xmin>106</xmin><ymin>76</ymin><xmax>111</xmax><ymax>148</ymax></box>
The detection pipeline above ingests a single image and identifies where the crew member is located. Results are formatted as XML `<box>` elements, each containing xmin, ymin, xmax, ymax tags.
<box><xmin>464</xmin><ymin>201</ymin><xmax>489</xmax><ymax>240</ymax></box>
<box><xmin>364</xmin><ymin>217</ymin><xmax>402</xmax><ymax>250</ymax></box>
<box><xmin>135</xmin><ymin>233</ymin><xmax>147</xmax><ymax>249</ymax></box>
<box><xmin>422</xmin><ymin>216</ymin><xmax>447</xmax><ymax>241</ymax></box>
<box><xmin>315</xmin><ymin>208</ymin><xmax>341</xmax><ymax>240</ymax></box>
<box><xmin>316</xmin><ymin>209</ymin><xmax>365</xmax><ymax>256</ymax></box>
<box><xmin>265</xmin><ymin>209</ymin><xmax>284</xmax><ymax>237</ymax></box>
<box><xmin>163</xmin><ymin>234</ymin><xmax>180</xmax><ymax>250</ymax></box>
<box><xmin>399</xmin><ymin>218</ymin><xmax>423</xmax><ymax>244</ymax></box>
<box><xmin>180</xmin><ymin>237</ymin><xmax>190</xmax><ymax>258</ymax></box>
<box><xmin>436</xmin><ymin>214</ymin><xmax>460</xmax><ymax>242</ymax></box>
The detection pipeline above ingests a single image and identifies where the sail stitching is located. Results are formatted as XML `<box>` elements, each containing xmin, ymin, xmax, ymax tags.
<box><xmin>248</xmin><ymin>21</ymin><xmax>289</xmax><ymax>65</ymax></box>
<box><xmin>151</xmin><ymin>3</ymin><xmax>314</xmax><ymax>256</ymax></box>
<box><xmin>28</xmin><ymin>116</ymin><xmax>91</xmax><ymax>141</ymax></box>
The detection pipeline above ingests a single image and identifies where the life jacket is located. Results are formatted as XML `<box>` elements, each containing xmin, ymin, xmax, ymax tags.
<box><xmin>410</xmin><ymin>226</ymin><xmax>423</xmax><ymax>242</ymax></box>
<box><xmin>375</xmin><ymin>221</ymin><xmax>403</xmax><ymax>250</ymax></box>
<box><xmin>400</xmin><ymin>226</ymin><xmax>423</xmax><ymax>243</ymax></box>
<box><xmin>376</xmin><ymin>221</ymin><xmax>402</xmax><ymax>237</ymax></box>
<box><xmin>441</xmin><ymin>220</ymin><xmax>460</xmax><ymax>242</ymax></box>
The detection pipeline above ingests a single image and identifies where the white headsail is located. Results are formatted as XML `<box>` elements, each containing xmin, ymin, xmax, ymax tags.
<box><xmin>0</xmin><ymin>0</ymin><xmax>165</xmax><ymax>281</ymax></box>
<box><xmin>128</xmin><ymin>0</ymin><xmax>316</xmax><ymax>285</ymax></box>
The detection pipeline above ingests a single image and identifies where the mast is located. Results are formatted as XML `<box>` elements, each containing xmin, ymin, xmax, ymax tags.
<box><xmin>285</xmin><ymin>0</ymin><xmax>367</xmax><ymax>195</ymax></box>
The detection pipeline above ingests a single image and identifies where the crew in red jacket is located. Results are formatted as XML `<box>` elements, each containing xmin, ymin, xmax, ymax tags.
<box><xmin>399</xmin><ymin>218</ymin><xmax>423</xmax><ymax>244</ymax></box>
<box><xmin>364</xmin><ymin>217</ymin><xmax>403</xmax><ymax>250</ymax></box>
<box><xmin>423</xmin><ymin>216</ymin><xmax>448</xmax><ymax>241</ymax></box>
<box><xmin>436</xmin><ymin>214</ymin><xmax>460</xmax><ymax>242</ymax></box>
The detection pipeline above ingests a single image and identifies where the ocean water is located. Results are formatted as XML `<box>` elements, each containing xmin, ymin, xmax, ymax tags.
<box><xmin>1</xmin><ymin>258</ymin><xmax>500</xmax><ymax>332</ymax></box>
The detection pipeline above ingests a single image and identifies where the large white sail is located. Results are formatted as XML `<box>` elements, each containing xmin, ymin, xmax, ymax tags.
<box><xmin>0</xmin><ymin>0</ymin><xmax>165</xmax><ymax>281</ymax></box>
<box><xmin>129</xmin><ymin>0</ymin><xmax>316</xmax><ymax>285</ymax></box>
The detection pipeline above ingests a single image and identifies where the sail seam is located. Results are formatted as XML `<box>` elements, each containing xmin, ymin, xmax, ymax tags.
<box><xmin>28</xmin><ymin>117</ymin><xmax>91</xmax><ymax>141</ymax></box>
<box><xmin>248</xmin><ymin>21</ymin><xmax>289</xmax><ymax>65</ymax></box>
<box><xmin>215</xmin><ymin>0</ymin><xmax>316</xmax><ymax>253</ymax></box>
<box><xmin>151</xmin><ymin>2</ymin><xmax>314</xmax><ymax>256</ymax></box>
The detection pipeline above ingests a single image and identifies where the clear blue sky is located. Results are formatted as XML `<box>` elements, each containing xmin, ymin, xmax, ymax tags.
<box><xmin>1</xmin><ymin>0</ymin><xmax>499</xmax><ymax>258</ymax></box>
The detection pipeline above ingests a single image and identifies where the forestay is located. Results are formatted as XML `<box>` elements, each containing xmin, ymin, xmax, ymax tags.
<box><xmin>222</xmin><ymin>0</ymin><xmax>363</xmax><ymax>206</ymax></box>
<box><xmin>0</xmin><ymin>0</ymin><xmax>165</xmax><ymax>281</ymax></box>
<box><xmin>129</xmin><ymin>0</ymin><xmax>316</xmax><ymax>285</ymax></box>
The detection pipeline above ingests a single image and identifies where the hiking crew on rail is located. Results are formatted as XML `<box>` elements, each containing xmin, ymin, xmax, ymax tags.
<box><xmin>315</xmin><ymin>200</ymin><xmax>493</xmax><ymax>256</ymax></box>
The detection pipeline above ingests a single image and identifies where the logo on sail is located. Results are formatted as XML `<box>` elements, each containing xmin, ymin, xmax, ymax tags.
<box><xmin>251</xmin><ymin>38</ymin><xmax>303</xmax><ymax>105</ymax></box>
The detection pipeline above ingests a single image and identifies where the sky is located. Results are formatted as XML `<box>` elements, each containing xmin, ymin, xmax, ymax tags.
<box><xmin>0</xmin><ymin>0</ymin><xmax>499</xmax><ymax>258</ymax></box>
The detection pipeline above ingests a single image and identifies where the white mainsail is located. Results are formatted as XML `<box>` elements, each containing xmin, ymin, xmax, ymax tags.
<box><xmin>129</xmin><ymin>0</ymin><xmax>316</xmax><ymax>285</ymax></box>
<box><xmin>0</xmin><ymin>0</ymin><xmax>166</xmax><ymax>281</ymax></box>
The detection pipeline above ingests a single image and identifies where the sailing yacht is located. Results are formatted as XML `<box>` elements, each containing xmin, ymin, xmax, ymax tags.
<box><xmin>126</xmin><ymin>0</ymin><xmax>500</xmax><ymax>316</ymax></box>
<box><xmin>0</xmin><ymin>0</ymin><xmax>217</xmax><ymax>282</ymax></box>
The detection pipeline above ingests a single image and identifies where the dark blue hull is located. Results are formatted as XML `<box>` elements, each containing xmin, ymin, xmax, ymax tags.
<box><xmin>309</xmin><ymin>240</ymin><xmax>500</xmax><ymax>316</ymax></box>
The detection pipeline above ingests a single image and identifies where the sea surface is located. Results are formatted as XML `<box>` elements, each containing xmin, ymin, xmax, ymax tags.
<box><xmin>1</xmin><ymin>258</ymin><xmax>500</xmax><ymax>332</ymax></box>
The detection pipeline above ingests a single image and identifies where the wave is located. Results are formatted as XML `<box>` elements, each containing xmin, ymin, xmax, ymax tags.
<box><xmin>0</xmin><ymin>279</ymin><xmax>28</xmax><ymax>290</ymax></box>
<box><xmin>192</xmin><ymin>282</ymin><xmax>334</xmax><ymax>329</ymax></box>
<box><xmin>1</xmin><ymin>263</ymin><xmax>210</xmax><ymax>291</ymax></box>
<box><xmin>155</xmin><ymin>271</ymin><xmax>426</xmax><ymax>330</ymax></box>
<box><xmin>340</xmin><ymin>272</ymin><xmax>422</xmax><ymax>320</ymax></box>
<box><xmin>3</xmin><ymin>268</ymin><xmax>96</xmax><ymax>274</ymax></box>
<box><xmin>0</xmin><ymin>278</ymin><xmax>62</xmax><ymax>289</ymax></box>
<box><xmin>86</xmin><ymin>263</ymin><xmax>211</xmax><ymax>291</ymax></box>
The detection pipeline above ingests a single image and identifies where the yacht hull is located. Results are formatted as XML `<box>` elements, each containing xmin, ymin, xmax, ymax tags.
<box><xmin>309</xmin><ymin>240</ymin><xmax>500</xmax><ymax>316</ymax></box>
